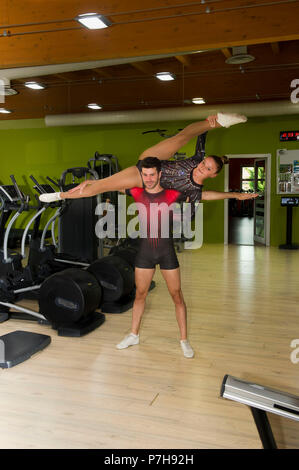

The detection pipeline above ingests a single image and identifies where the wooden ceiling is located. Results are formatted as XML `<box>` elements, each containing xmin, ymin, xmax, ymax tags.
<box><xmin>1</xmin><ymin>0</ymin><xmax>299</xmax><ymax>120</ymax></box>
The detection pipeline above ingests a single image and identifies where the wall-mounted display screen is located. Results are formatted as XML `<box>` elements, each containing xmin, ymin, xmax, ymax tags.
<box><xmin>280</xmin><ymin>131</ymin><xmax>299</xmax><ymax>141</ymax></box>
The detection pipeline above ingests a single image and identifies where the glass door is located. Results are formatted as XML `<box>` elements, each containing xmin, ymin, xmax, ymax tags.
<box><xmin>254</xmin><ymin>159</ymin><xmax>266</xmax><ymax>244</ymax></box>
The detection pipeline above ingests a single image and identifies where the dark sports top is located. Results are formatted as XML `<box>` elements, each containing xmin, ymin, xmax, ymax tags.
<box><xmin>160</xmin><ymin>155</ymin><xmax>203</xmax><ymax>204</ymax></box>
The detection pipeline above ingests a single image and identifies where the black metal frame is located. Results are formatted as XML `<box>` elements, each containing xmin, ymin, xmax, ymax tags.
<box><xmin>250</xmin><ymin>407</ymin><xmax>277</xmax><ymax>449</ymax></box>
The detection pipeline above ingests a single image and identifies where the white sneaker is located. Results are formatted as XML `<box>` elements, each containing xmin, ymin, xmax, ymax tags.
<box><xmin>216</xmin><ymin>112</ymin><xmax>247</xmax><ymax>128</ymax></box>
<box><xmin>116</xmin><ymin>333</ymin><xmax>139</xmax><ymax>350</ymax></box>
<box><xmin>180</xmin><ymin>340</ymin><xmax>194</xmax><ymax>358</ymax></box>
<box><xmin>39</xmin><ymin>192</ymin><xmax>61</xmax><ymax>203</ymax></box>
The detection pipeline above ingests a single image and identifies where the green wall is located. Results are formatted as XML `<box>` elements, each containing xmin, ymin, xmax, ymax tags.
<box><xmin>0</xmin><ymin>114</ymin><xmax>298</xmax><ymax>245</ymax></box>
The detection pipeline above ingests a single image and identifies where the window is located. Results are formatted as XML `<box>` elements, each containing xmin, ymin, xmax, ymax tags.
<box><xmin>241</xmin><ymin>166</ymin><xmax>254</xmax><ymax>191</ymax></box>
<box><xmin>241</xmin><ymin>166</ymin><xmax>265</xmax><ymax>192</ymax></box>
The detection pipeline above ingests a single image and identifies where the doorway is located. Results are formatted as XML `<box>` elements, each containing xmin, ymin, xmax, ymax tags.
<box><xmin>224</xmin><ymin>154</ymin><xmax>271</xmax><ymax>246</ymax></box>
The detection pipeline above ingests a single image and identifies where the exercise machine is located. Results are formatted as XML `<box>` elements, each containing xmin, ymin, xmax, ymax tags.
<box><xmin>87</xmin><ymin>152</ymin><xmax>121</xmax><ymax>249</ymax></box>
<box><xmin>27</xmin><ymin>176</ymin><xmax>93</xmax><ymax>282</ymax></box>
<box><xmin>279</xmin><ymin>197</ymin><xmax>299</xmax><ymax>250</ymax></box>
<box><xmin>221</xmin><ymin>375</ymin><xmax>299</xmax><ymax>449</ymax></box>
<box><xmin>58</xmin><ymin>166</ymin><xmax>103</xmax><ymax>262</ymax></box>
<box><xmin>0</xmin><ymin>177</ymin><xmax>105</xmax><ymax>336</ymax></box>
<box><xmin>0</xmin><ymin>330</ymin><xmax>51</xmax><ymax>368</ymax></box>
<box><xmin>0</xmin><ymin>177</ymin><xmax>42</xmax><ymax>304</ymax></box>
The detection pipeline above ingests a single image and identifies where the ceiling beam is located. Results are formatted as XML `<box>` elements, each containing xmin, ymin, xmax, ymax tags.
<box><xmin>221</xmin><ymin>48</ymin><xmax>232</xmax><ymax>59</ymax></box>
<box><xmin>1</xmin><ymin>1</ymin><xmax>299</xmax><ymax>69</ymax></box>
<box><xmin>130</xmin><ymin>61</ymin><xmax>153</xmax><ymax>75</ymax></box>
<box><xmin>175</xmin><ymin>55</ymin><xmax>192</xmax><ymax>67</ymax></box>
<box><xmin>92</xmin><ymin>68</ymin><xmax>113</xmax><ymax>78</ymax></box>
<box><xmin>271</xmin><ymin>42</ymin><xmax>280</xmax><ymax>55</ymax></box>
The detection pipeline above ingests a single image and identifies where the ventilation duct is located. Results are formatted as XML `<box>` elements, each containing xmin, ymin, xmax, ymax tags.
<box><xmin>45</xmin><ymin>100</ymin><xmax>299</xmax><ymax>127</ymax></box>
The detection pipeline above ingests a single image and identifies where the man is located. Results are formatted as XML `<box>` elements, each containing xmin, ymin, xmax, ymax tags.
<box><xmin>116</xmin><ymin>156</ymin><xmax>194</xmax><ymax>358</ymax></box>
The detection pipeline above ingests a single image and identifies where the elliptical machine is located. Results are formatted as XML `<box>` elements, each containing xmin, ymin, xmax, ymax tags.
<box><xmin>27</xmin><ymin>175</ymin><xmax>93</xmax><ymax>283</ymax></box>
<box><xmin>0</xmin><ymin>176</ymin><xmax>105</xmax><ymax>337</ymax></box>
<box><xmin>87</xmin><ymin>151</ymin><xmax>119</xmax><ymax>205</ymax></box>
<box><xmin>0</xmin><ymin>176</ymin><xmax>46</xmax><ymax>322</ymax></box>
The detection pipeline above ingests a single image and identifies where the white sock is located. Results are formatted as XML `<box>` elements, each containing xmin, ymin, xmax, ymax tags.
<box><xmin>180</xmin><ymin>339</ymin><xmax>194</xmax><ymax>358</ymax></box>
<box><xmin>116</xmin><ymin>333</ymin><xmax>139</xmax><ymax>350</ymax></box>
<box><xmin>216</xmin><ymin>112</ymin><xmax>247</xmax><ymax>128</ymax></box>
<box><xmin>39</xmin><ymin>192</ymin><xmax>62</xmax><ymax>203</ymax></box>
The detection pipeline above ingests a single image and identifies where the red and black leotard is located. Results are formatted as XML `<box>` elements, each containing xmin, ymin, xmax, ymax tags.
<box><xmin>126</xmin><ymin>187</ymin><xmax>184</xmax><ymax>270</ymax></box>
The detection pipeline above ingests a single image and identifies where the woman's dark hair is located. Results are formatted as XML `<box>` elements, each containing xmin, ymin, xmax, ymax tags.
<box><xmin>140</xmin><ymin>156</ymin><xmax>162</xmax><ymax>173</ymax></box>
<box><xmin>209</xmin><ymin>155</ymin><xmax>229</xmax><ymax>174</ymax></box>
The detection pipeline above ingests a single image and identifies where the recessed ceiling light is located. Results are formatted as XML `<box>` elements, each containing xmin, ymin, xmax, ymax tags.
<box><xmin>25</xmin><ymin>82</ymin><xmax>46</xmax><ymax>90</ymax></box>
<box><xmin>155</xmin><ymin>72</ymin><xmax>176</xmax><ymax>81</ymax></box>
<box><xmin>87</xmin><ymin>103</ymin><xmax>102</xmax><ymax>110</ymax></box>
<box><xmin>0</xmin><ymin>108</ymin><xmax>12</xmax><ymax>113</ymax></box>
<box><xmin>76</xmin><ymin>13</ymin><xmax>111</xmax><ymax>29</ymax></box>
<box><xmin>192</xmin><ymin>97</ymin><xmax>206</xmax><ymax>104</ymax></box>
<box><xmin>4</xmin><ymin>86</ymin><xmax>18</xmax><ymax>96</ymax></box>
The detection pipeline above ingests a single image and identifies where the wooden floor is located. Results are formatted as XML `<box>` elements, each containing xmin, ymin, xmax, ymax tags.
<box><xmin>1</xmin><ymin>244</ymin><xmax>299</xmax><ymax>449</ymax></box>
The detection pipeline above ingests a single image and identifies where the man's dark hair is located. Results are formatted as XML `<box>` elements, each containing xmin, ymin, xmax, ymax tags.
<box><xmin>140</xmin><ymin>156</ymin><xmax>162</xmax><ymax>173</ymax></box>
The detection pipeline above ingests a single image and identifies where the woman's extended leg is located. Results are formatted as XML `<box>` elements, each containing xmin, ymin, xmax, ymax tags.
<box><xmin>40</xmin><ymin>113</ymin><xmax>246</xmax><ymax>203</ymax></box>
<box><xmin>62</xmin><ymin>118</ymin><xmax>214</xmax><ymax>200</ymax></box>
<box><xmin>61</xmin><ymin>166</ymin><xmax>142</xmax><ymax>199</ymax></box>
<box><xmin>40</xmin><ymin>117</ymin><xmax>218</xmax><ymax>202</ymax></box>
<box><xmin>40</xmin><ymin>166</ymin><xmax>142</xmax><ymax>201</ymax></box>
<box><xmin>138</xmin><ymin>116</ymin><xmax>218</xmax><ymax>162</ymax></box>
<box><xmin>138</xmin><ymin>112</ymin><xmax>247</xmax><ymax>161</ymax></box>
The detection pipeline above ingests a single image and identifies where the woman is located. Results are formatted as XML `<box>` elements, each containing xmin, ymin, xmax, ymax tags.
<box><xmin>40</xmin><ymin>112</ymin><xmax>258</xmax><ymax>203</ymax></box>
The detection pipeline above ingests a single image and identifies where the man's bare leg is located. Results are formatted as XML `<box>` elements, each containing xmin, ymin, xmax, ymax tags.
<box><xmin>116</xmin><ymin>268</ymin><xmax>155</xmax><ymax>349</ymax></box>
<box><xmin>131</xmin><ymin>268</ymin><xmax>155</xmax><ymax>335</ymax></box>
<box><xmin>160</xmin><ymin>268</ymin><xmax>187</xmax><ymax>339</ymax></box>
<box><xmin>161</xmin><ymin>268</ymin><xmax>194</xmax><ymax>358</ymax></box>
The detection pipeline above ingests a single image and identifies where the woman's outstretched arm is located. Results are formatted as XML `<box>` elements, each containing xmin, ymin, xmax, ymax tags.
<box><xmin>201</xmin><ymin>191</ymin><xmax>259</xmax><ymax>201</ymax></box>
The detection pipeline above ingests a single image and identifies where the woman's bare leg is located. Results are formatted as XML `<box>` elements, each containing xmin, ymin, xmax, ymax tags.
<box><xmin>40</xmin><ymin>113</ymin><xmax>244</xmax><ymax>203</ymax></box>
<box><xmin>66</xmin><ymin>118</ymin><xmax>217</xmax><ymax>198</ymax></box>
<box><xmin>41</xmin><ymin>119</ymin><xmax>213</xmax><ymax>202</ymax></box>
<box><xmin>60</xmin><ymin>166</ymin><xmax>142</xmax><ymax>199</ymax></box>
<box><xmin>138</xmin><ymin>117</ymin><xmax>220</xmax><ymax>162</ymax></box>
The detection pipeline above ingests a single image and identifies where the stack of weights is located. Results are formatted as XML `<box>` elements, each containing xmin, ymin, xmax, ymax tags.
<box><xmin>38</xmin><ymin>239</ymin><xmax>139</xmax><ymax>332</ymax></box>
<box><xmin>109</xmin><ymin>238</ymin><xmax>140</xmax><ymax>269</ymax></box>
<box><xmin>106</xmin><ymin>238</ymin><xmax>155</xmax><ymax>299</ymax></box>
<box><xmin>38</xmin><ymin>268</ymin><xmax>105</xmax><ymax>337</ymax></box>
<box><xmin>87</xmin><ymin>240</ymin><xmax>138</xmax><ymax>313</ymax></box>
<box><xmin>38</xmin><ymin>238</ymin><xmax>155</xmax><ymax>329</ymax></box>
